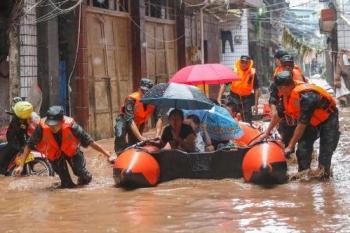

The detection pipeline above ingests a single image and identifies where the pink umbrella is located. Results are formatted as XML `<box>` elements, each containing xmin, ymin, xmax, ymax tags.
<box><xmin>169</xmin><ymin>63</ymin><xmax>240</xmax><ymax>85</ymax></box>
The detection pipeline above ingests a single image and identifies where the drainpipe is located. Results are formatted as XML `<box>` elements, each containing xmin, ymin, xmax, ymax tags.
<box><xmin>340</xmin><ymin>14</ymin><xmax>350</xmax><ymax>26</ymax></box>
<box><xmin>200</xmin><ymin>0</ymin><xmax>209</xmax><ymax>64</ymax></box>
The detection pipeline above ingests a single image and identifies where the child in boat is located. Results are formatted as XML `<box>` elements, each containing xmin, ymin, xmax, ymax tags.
<box><xmin>185</xmin><ymin>114</ymin><xmax>214</xmax><ymax>152</ymax></box>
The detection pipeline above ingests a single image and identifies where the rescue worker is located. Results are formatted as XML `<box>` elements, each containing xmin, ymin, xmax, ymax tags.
<box><xmin>14</xmin><ymin>106</ymin><xmax>112</xmax><ymax>188</ymax></box>
<box><xmin>268</xmin><ymin>53</ymin><xmax>306</xmax><ymax>149</ymax></box>
<box><xmin>256</xmin><ymin>71</ymin><xmax>340</xmax><ymax>180</ymax></box>
<box><xmin>273</xmin><ymin>50</ymin><xmax>288</xmax><ymax>77</ymax></box>
<box><xmin>280</xmin><ymin>54</ymin><xmax>305</xmax><ymax>81</ymax></box>
<box><xmin>0</xmin><ymin>100</ymin><xmax>39</xmax><ymax>175</ymax></box>
<box><xmin>114</xmin><ymin>78</ymin><xmax>162</xmax><ymax>154</ymax></box>
<box><xmin>217</xmin><ymin>55</ymin><xmax>260</xmax><ymax>124</ymax></box>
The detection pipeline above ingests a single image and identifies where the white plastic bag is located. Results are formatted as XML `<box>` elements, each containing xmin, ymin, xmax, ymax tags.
<box><xmin>335</xmin><ymin>77</ymin><xmax>350</xmax><ymax>99</ymax></box>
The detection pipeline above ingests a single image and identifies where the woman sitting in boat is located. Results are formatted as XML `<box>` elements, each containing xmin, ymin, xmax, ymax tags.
<box><xmin>159</xmin><ymin>109</ymin><xmax>196</xmax><ymax>152</ymax></box>
<box><xmin>185</xmin><ymin>114</ymin><xmax>214</xmax><ymax>152</ymax></box>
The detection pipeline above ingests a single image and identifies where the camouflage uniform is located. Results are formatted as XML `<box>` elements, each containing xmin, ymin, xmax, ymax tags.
<box><xmin>114</xmin><ymin>98</ymin><xmax>145</xmax><ymax>153</ymax></box>
<box><xmin>278</xmin><ymin>91</ymin><xmax>340</xmax><ymax>175</ymax></box>
<box><xmin>28</xmin><ymin>122</ymin><xmax>93</xmax><ymax>188</ymax></box>
<box><xmin>269</xmin><ymin>82</ymin><xmax>297</xmax><ymax>148</ymax></box>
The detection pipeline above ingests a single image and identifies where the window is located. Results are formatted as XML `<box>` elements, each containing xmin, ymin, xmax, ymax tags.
<box><xmin>145</xmin><ymin>0</ymin><xmax>176</xmax><ymax>20</ymax></box>
<box><xmin>87</xmin><ymin>0</ymin><xmax>129</xmax><ymax>12</ymax></box>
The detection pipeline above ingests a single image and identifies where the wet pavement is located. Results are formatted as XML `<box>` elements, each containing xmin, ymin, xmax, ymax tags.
<box><xmin>0</xmin><ymin>107</ymin><xmax>350</xmax><ymax>233</ymax></box>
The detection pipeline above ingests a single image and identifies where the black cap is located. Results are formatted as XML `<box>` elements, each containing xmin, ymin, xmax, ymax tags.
<box><xmin>280</xmin><ymin>54</ymin><xmax>294</xmax><ymax>63</ymax></box>
<box><xmin>240</xmin><ymin>55</ymin><xmax>251</xmax><ymax>62</ymax></box>
<box><xmin>140</xmin><ymin>78</ymin><xmax>154</xmax><ymax>91</ymax></box>
<box><xmin>274</xmin><ymin>71</ymin><xmax>294</xmax><ymax>87</ymax></box>
<box><xmin>45</xmin><ymin>106</ymin><xmax>64</xmax><ymax>126</ymax></box>
<box><xmin>274</xmin><ymin>50</ymin><xmax>288</xmax><ymax>59</ymax></box>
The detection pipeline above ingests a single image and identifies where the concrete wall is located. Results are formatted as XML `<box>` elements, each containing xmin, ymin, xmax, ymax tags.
<box><xmin>0</xmin><ymin>75</ymin><xmax>9</xmax><ymax>126</ymax></box>
<box><xmin>0</xmin><ymin>15</ymin><xmax>9</xmax><ymax>125</ymax></box>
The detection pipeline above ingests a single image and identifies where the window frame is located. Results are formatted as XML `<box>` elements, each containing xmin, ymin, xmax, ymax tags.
<box><xmin>86</xmin><ymin>0</ymin><xmax>130</xmax><ymax>13</ymax></box>
<box><xmin>145</xmin><ymin>0</ymin><xmax>177</xmax><ymax>21</ymax></box>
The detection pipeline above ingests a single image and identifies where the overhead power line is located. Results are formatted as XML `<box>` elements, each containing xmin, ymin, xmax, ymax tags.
<box><xmin>249</xmin><ymin>0</ymin><xmax>319</xmax><ymax>15</ymax></box>
<box><xmin>21</xmin><ymin>0</ymin><xmax>82</xmax><ymax>24</ymax></box>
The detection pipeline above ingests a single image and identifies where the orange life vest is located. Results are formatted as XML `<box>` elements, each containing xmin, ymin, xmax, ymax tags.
<box><xmin>35</xmin><ymin>117</ymin><xmax>80</xmax><ymax>161</ymax></box>
<box><xmin>274</xmin><ymin>66</ymin><xmax>306</xmax><ymax>99</ymax></box>
<box><xmin>231</xmin><ymin>60</ymin><xmax>256</xmax><ymax>96</ymax></box>
<box><xmin>124</xmin><ymin>91</ymin><xmax>155</xmax><ymax>128</ymax></box>
<box><xmin>284</xmin><ymin>83</ymin><xmax>336</xmax><ymax>127</ymax></box>
<box><xmin>273</xmin><ymin>65</ymin><xmax>305</xmax><ymax>82</ymax></box>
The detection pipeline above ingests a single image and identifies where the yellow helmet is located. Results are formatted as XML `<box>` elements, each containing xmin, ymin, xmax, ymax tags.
<box><xmin>13</xmin><ymin>101</ymin><xmax>33</xmax><ymax>120</ymax></box>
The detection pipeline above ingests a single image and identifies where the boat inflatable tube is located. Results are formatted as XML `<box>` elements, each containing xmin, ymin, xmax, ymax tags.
<box><xmin>113</xmin><ymin>148</ymin><xmax>160</xmax><ymax>188</ymax></box>
<box><xmin>153</xmin><ymin>148</ymin><xmax>248</xmax><ymax>182</ymax></box>
<box><xmin>114</xmin><ymin>146</ymin><xmax>249</xmax><ymax>188</ymax></box>
<box><xmin>242</xmin><ymin>142</ymin><xmax>288</xmax><ymax>185</ymax></box>
<box><xmin>234</xmin><ymin>122</ymin><xmax>261</xmax><ymax>146</ymax></box>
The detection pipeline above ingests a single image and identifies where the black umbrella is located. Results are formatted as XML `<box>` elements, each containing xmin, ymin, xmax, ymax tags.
<box><xmin>141</xmin><ymin>83</ymin><xmax>213</xmax><ymax>110</ymax></box>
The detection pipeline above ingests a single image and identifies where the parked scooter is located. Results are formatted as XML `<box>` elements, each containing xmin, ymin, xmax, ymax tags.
<box><xmin>0</xmin><ymin>141</ymin><xmax>54</xmax><ymax>176</ymax></box>
<box><xmin>0</xmin><ymin>97</ymin><xmax>54</xmax><ymax>177</ymax></box>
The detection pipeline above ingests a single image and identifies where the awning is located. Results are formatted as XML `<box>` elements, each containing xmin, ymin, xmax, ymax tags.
<box><xmin>244</xmin><ymin>0</ymin><xmax>264</xmax><ymax>8</ymax></box>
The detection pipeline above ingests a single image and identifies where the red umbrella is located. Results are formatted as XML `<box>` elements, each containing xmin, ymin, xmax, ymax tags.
<box><xmin>169</xmin><ymin>63</ymin><xmax>240</xmax><ymax>85</ymax></box>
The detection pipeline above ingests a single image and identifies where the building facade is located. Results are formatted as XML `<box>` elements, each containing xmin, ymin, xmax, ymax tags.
<box><xmin>1</xmin><ymin>0</ymin><xmax>262</xmax><ymax>139</ymax></box>
<box><xmin>337</xmin><ymin>0</ymin><xmax>350</xmax><ymax>50</ymax></box>
<box><xmin>0</xmin><ymin>0</ymin><xmax>39</xmax><ymax>125</ymax></box>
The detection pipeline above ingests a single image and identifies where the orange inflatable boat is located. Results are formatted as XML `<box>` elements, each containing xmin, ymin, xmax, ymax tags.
<box><xmin>234</xmin><ymin>122</ymin><xmax>261</xmax><ymax>146</ymax></box>
<box><xmin>114</xmin><ymin>146</ymin><xmax>160</xmax><ymax>187</ymax></box>
<box><xmin>113</xmin><ymin>141</ymin><xmax>288</xmax><ymax>188</ymax></box>
<box><xmin>242</xmin><ymin>141</ymin><xmax>288</xmax><ymax>185</ymax></box>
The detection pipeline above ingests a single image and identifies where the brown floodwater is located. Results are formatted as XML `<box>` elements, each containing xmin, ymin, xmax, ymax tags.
<box><xmin>1</xmin><ymin>110</ymin><xmax>350</xmax><ymax>233</ymax></box>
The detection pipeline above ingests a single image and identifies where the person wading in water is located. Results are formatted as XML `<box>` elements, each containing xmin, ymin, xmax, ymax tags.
<box><xmin>15</xmin><ymin>106</ymin><xmax>112</xmax><ymax>188</ymax></box>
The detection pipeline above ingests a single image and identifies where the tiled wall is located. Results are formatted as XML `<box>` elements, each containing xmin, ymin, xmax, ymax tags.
<box><xmin>337</xmin><ymin>0</ymin><xmax>350</xmax><ymax>50</ymax></box>
<box><xmin>220</xmin><ymin>9</ymin><xmax>249</xmax><ymax>69</ymax></box>
<box><xmin>19</xmin><ymin>0</ymin><xmax>37</xmax><ymax>98</ymax></box>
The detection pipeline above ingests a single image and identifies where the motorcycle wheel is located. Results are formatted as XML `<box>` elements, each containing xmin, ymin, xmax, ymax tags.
<box><xmin>23</xmin><ymin>158</ymin><xmax>54</xmax><ymax>177</ymax></box>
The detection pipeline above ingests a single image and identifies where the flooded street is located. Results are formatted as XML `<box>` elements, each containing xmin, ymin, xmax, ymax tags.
<box><xmin>1</xmin><ymin>0</ymin><xmax>348</xmax><ymax>231</ymax></box>
<box><xmin>1</xmin><ymin>109</ymin><xmax>350</xmax><ymax>233</ymax></box>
